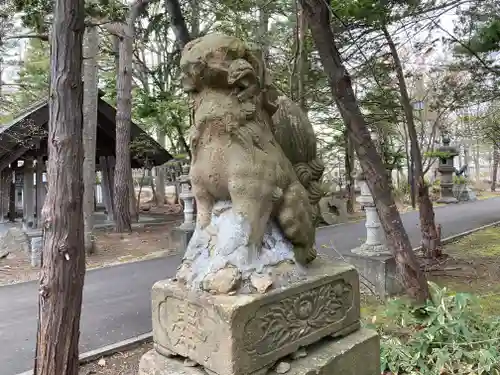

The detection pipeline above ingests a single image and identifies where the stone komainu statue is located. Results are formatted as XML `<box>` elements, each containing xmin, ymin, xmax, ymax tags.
<box><xmin>180</xmin><ymin>33</ymin><xmax>324</xmax><ymax>265</ymax></box>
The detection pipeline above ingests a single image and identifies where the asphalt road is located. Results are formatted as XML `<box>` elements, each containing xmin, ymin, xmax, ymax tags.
<box><xmin>2</xmin><ymin>198</ymin><xmax>500</xmax><ymax>374</ymax></box>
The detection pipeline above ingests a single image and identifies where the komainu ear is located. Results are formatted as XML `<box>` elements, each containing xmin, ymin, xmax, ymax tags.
<box><xmin>227</xmin><ymin>59</ymin><xmax>257</xmax><ymax>89</ymax></box>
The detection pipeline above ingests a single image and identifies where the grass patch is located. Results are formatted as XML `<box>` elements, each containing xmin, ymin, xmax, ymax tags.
<box><xmin>477</xmin><ymin>191</ymin><xmax>500</xmax><ymax>200</ymax></box>
<box><xmin>371</xmin><ymin>283</ymin><xmax>500</xmax><ymax>375</ymax></box>
<box><xmin>445</xmin><ymin>226</ymin><xmax>500</xmax><ymax>258</ymax></box>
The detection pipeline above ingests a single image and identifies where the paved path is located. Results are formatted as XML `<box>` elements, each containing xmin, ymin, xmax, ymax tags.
<box><xmin>2</xmin><ymin>198</ymin><xmax>500</xmax><ymax>374</ymax></box>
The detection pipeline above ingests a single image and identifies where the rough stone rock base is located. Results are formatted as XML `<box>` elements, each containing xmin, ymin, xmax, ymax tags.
<box><xmin>139</xmin><ymin>328</ymin><xmax>380</xmax><ymax>375</ymax></box>
<box><xmin>152</xmin><ymin>260</ymin><xmax>360</xmax><ymax>375</ymax></box>
<box><xmin>177</xmin><ymin>201</ymin><xmax>306</xmax><ymax>295</ymax></box>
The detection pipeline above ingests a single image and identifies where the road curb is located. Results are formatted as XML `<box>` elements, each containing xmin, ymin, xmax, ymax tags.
<box><xmin>413</xmin><ymin>220</ymin><xmax>500</xmax><ymax>253</ymax></box>
<box><xmin>15</xmin><ymin>332</ymin><xmax>153</xmax><ymax>375</ymax></box>
<box><xmin>93</xmin><ymin>219</ymin><xmax>180</xmax><ymax>231</ymax></box>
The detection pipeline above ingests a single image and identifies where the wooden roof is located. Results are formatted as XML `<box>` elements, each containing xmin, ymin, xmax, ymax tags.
<box><xmin>0</xmin><ymin>94</ymin><xmax>172</xmax><ymax>170</ymax></box>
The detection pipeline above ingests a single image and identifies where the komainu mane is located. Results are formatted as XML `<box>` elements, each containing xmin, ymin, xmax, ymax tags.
<box><xmin>178</xmin><ymin>33</ymin><xmax>324</xmax><ymax>293</ymax></box>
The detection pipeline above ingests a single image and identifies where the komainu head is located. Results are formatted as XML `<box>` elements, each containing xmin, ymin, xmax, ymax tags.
<box><xmin>179</xmin><ymin>33</ymin><xmax>263</xmax><ymax>95</ymax></box>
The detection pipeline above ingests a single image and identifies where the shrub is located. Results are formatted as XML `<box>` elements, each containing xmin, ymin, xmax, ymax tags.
<box><xmin>370</xmin><ymin>283</ymin><xmax>500</xmax><ymax>375</ymax></box>
<box><xmin>454</xmin><ymin>175</ymin><xmax>469</xmax><ymax>185</ymax></box>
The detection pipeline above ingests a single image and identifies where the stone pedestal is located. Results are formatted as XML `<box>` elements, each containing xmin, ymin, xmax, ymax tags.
<box><xmin>351</xmin><ymin>176</ymin><xmax>390</xmax><ymax>256</ymax></box>
<box><xmin>171</xmin><ymin>225</ymin><xmax>195</xmax><ymax>253</ymax></box>
<box><xmin>340</xmin><ymin>253</ymin><xmax>403</xmax><ymax>298</ymax></box>
<box><xmin>140</xmin><ymin>328</ymin><xmax>379</xmax><ymax>375</ymax></box>
<box><xmin>141</xmin><ymin>261</ymin><xmax>372</xmax><ymax>375</ymax></box>
<box><xmin>26</xmin><ymin>229</ymin><xmax>43</xmax><ymax>266</ymax></box>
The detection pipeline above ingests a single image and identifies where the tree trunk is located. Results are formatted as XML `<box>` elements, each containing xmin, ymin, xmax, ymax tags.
<box><xmin>299</xmin><ymin>0</ymin><xmax>430</xmax><ymax>304</ymax></box>
<box><xmin>257</xmin><ymin>0</ymin><xmax>269</xmax><ymax>105</ymax></box>
<box><xmin>404</xmin><ymin>126</ymin><xmax>416</xmax><ymax>208</ymax></box>
<box><xmin>113</xmin><ymin>24</ymin><xmax>134</xmax><ymax>232</ymax></box>
<box><xmin>189</xmin><ymin>0</ymin><xmax>200</xmax><ymax>37</ymax></box>
<box><xmin>155</xmin><ymin>130</ymin><xmax>166</xmax><ymax>206</ymax></box>
<box><xmin>128</xmin><ymin>173</ymin><xmax>139</xmax><ymax>223</ymax></box>
<box><xmin>492</xmin><ymin>145</ymin><xmax>498</xmax><ymax>191</ymax></box>
<box><xmin>136</xmin><ymin>168</ymin><xmax>146</xmax><ymax>214</ymax></box>
<box><xmin>165</xmin><ymin>0</ymin><xmax>191</xmax><ymax>48</ymax></box>
<box><xmin>344</xmin><ymin>128</ymin><xmax>355</xmax><ymax>213</ymax></box>
<box><xmin>382</xmin><ymin>26</ymin><xmax>440</xmax><ymax>258</ymax></box>
<box><xmin>82</xmin><ymin>25</ymin><xmax>99</xmax><ymax>254</ymax></box>
<box><xmin>34</xmin><ymin>0</ymin><xmax>86</xmax><ymax>372</ymax></box>
<box><xmin>149</xmin><ymin>169</ymin><xmax>158</xmax><ymax>205</ymax></box>
<box><xmin>99</xmin><ymin>156</ymin><xmax>114</xmax><ymax>221</ymax></box>
<box><xmin>297</xmin><ymin>4</ymin><xmax>308</xmax><ymax>112</ymax></box>
<box><xmin>473</xmin><ymin>141</ymin><xmax>480</xmax><ymax>182</ymax></box>
<box><xmin>129</xmin><ymin>172</ymin><xmax>138</xmax><ymax>222</ymax></box>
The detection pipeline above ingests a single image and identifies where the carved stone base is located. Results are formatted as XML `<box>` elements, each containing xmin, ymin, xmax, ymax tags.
<box><xmin>151</xmin><ymin>261</ymin><xmax>360</xmax><ymax>375</ymax></box>
<box><xmin>272</xmin><ymin>328</ymin><xmax>380</xmax><ymax>375</ymax></box>
<box><xmin>139</xmin><ymin>328</ymin><xmax>379</xmax><ymax>375</ymax></box>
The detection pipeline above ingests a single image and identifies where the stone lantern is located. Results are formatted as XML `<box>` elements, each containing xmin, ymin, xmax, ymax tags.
<box><xmin>178</xmin><ymin>164</ymin><xmax>195</xmax><ymax>230</ymax></box>
<box><xmin>351</xmin><ymin>171</ymin><xmax>390</xmax><ymax>256</ymax></box>
<box><xmin>436</xmin><ymin>134</ymin><xmax>459</xmax><ymax>204</ymax></box>
<box><xmin>172</xmin><ymin>163</ymin><xmax>195</xmax><ymax>252</ymax></box>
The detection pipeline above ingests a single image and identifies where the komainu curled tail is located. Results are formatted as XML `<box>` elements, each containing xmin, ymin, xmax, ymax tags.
<box><xmin>268</xmin><ymin>95</ymin><xmax>325</xmax><ymax>263</ymax></box>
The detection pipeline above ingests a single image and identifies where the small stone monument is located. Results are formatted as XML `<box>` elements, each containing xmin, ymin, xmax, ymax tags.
<box><xmin>139</xmin><ymin>33</ymin><xmax>379</xmax><ymax>375</ymax></box>
<box><xmin>351</xmin><ymin>172</ymin><xmax>390</xmax><ymax>256</ymax></box>
<box><xmin>452</xmin><ymin>164</ymin><xmax>477</xmax><ymax>202</ymax></box>
<box><xmin>437</xmin><ymin>134</ymin><xmax>459</xmax><ymax>204</ymax></box>
<box><xmin>171</xmin><ymin>163</ymin><xmax>195</xmax><ymax>252</ymax></box>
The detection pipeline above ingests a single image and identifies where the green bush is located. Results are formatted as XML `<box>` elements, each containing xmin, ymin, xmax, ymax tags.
<box><xmin>371</xmin><ymin>283</ymin><xmax>500</xmax><ymax>375</ymax></box>
<box><xmin>454</xmin><ymin>175</ymin><xmax>469</xmax><ymax>185</ymax></box>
